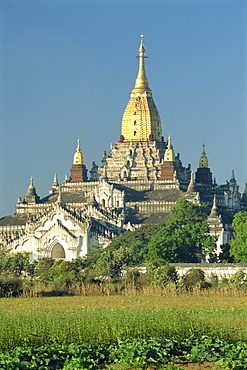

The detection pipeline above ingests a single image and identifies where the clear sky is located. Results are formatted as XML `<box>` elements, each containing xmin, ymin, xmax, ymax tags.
<box><xmin>0</xmin><ymin>0</ymin><xmax>246</xmax><ymax>217</ymax></box>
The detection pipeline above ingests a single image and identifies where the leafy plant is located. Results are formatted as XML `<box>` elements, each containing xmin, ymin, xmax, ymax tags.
<box><xmin>0</xmin><ymin>337</ymin><xmax>246</xmax><ymax>369</ymax></box>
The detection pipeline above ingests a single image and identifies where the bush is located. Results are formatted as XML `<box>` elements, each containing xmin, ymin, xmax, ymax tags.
<box><xmin>0</xmin><ymin>275</ymin><xmax>23</xmax><ymax>297</ymax></box>
<box><xmin>228</xmin><ymin>269</ymin><xmax>247</xmax><ymax>289</ymax></box>
<box><xmin>209</xmin><ymin>273</ymin><xmax>219</xmax><ymax>287</ymax></box>
<box><xmin>182</xmin><ymin>268</ymin><xmax>205</xmax><ymax>289</ymax></box>
<box><xmin>148</xmin><ymin>264</ymin><xmax>179</xmax><ymax>286</ymax></box>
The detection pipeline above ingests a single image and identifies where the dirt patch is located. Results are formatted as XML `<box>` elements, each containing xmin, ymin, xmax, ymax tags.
<box><xmin>163</xmin><ymin>360</ymin><xmax>223</xmax><ymax>369</ymax></box>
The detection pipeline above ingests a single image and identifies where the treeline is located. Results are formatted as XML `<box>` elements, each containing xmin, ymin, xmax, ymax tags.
<box><xmin>0</xmin><ymin>199</ymin><xmax>246</xmax><ymax>297</ymax></box>
<box><xmin>0</xmin><ymin>249</ymin><xmax>247</xmax><ymax>297</ymax></box>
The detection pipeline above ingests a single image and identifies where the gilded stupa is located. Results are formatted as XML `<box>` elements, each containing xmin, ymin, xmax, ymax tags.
<box><xmin>195</xmin><ymin>144</ymin><xmax>213</xmax><ymax>185</ymax></box>
<box><xmin>121</xmin><ymin>35</ymin><xmax>163</xmax><ymax>142</ymax></box>
<box><xmin>70</xmin><ymin>138</ymin><xmax>87</xmax><ymax>182</ymax></box>
<box><xmin>160</xmin><ymin>135</ymin><xmax>176</xmax><ymax>180</ymax></box>
<box><xmin>99</xmin><ymin>35</ymin><xmax>168</xmax><ymax>182</ymax></box>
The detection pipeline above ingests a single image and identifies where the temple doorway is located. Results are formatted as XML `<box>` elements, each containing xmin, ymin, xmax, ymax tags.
<box><xmin>51</xmin><ymin>243</ymin><xmax>66</xmax><ymax>260</ymax></box>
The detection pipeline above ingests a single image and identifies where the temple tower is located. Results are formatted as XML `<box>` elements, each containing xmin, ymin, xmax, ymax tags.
<box><xmin>195</xmin><ymin>144</ymin><xmax>213</xmax><ymax>185</ymax></box>
<box><xmin>100</xmin><ymin>36</ymin><xmax>166</xmax><ymax>182</ymax></box>
<box><xmin>160</xmin><ymin>135</ymin><xmax>176</xmax><ymax>180</ymax></box>
<box><xmin>24</xmin><ymin>177</ymin><xmax>39</xmax><ymax>204</ymax></box>
<box><xmin>121</xmin><ymin>35</ymin><xmax>163</xmax><ymax>143</ymax></box>
<box><xmin>69</xmin><ymin>138</ymin><xmax>88</xmax><ymax>182</ymax></box>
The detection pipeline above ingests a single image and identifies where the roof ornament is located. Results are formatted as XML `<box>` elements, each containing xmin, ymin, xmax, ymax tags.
<box><xmin>139</xmin><ymin>34</ymin><xmax>145</xmax><ymax>57</ymax></box>
<box><xmin>27</xmin><ymin>176</ymin><xmax>36</xmax><ymax>195</ymax></box>
<box><xmin>209</xmin><ymin>194</ymin><xmax>218</xmax><ymax>217</ymax></box>
<box><xmin>24</xmin><ymin>176</ymin><xmax>39</xmax><ymax>203</ymax></box>
<box><xmin>76</xmin><ymin>137</ymin><xmax>81</xmax><ymax>152</ymax></box>
<box><xmin>56</xmin><ymin>186</ymin><xmax>62</xmax><ymax>204</ymax></box>
<box><xmin>199</xmin><ymin>143</ymin><xmax>209</xmax><ymax>168</ymax></box>
<box><xmin>52</xmin><ymin>173</ymin><xmax>59</xmax><ymax>188</ymax></box>
<box><xmin>187</xmin><ymin>171</ymin><xmax>196</xmax><ymax>193</ymax></box>
<box><xmin>230</xmin><ymin>169</ymin><xmax>236</xmax><ymax>182</ymax></box>
<box><xmin>55</xmin><ymin>186</ymin><xmax>64</xmax><ymax>210</ymax></box>
<box><xmin>164</xmin><ymin>133</ymin><xmax>175</xmax><ymax>162</ymax></box>
<box><xmin>73</xmin><ymin>137</ymin><xmax>84</xmax><ymax>165</ymax></box>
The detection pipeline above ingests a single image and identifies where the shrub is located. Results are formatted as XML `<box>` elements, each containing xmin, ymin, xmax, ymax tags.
<box><xmin>182</xmin><ymin>268</ymin><xmax>205</xmax><ymax>289</ymax></box>
<box><xmin>229</xmin><ymin>269</ymin><xmax>247</xmax><ymax>288</ymax></box>
<box><xmin>209</xmin><ymin>273</ymin><xmax>219</xmax><ymax>287</ymax></box>
<box><xmin>0</xmin><ymin>275</ymin><xmax>23</xmax><ymax>297</ymax></box>
<box><xmin>148</xmin><ymin>264</ymin><xmax>179</xmax><ymax>286</ymax></box>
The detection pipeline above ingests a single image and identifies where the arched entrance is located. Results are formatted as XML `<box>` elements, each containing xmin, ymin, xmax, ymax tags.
<box><xmin>51</xmin><ymin>243</ymin><xmax>66</xmax><ymax>260</ymax></box>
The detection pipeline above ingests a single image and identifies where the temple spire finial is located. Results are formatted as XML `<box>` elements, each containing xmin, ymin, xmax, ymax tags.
<box><xmin>164</xmin><ymin>133</ymin><xmax>175</xmax><ymax>162</ymax></box>
<box><xmin>139</xmin><ymin>34</ymin><xmax>145</xmax><ymax>56</ymax></box>
<box><xmin>76</xmin><ymin>137</ymin><xmax>81</xmax><ymax>152</ymax></box>
<box><xmin>133</xmin><ymin>34</ymin><xmax>150</xmax><ymax>93</ymax></box>
<box><xmin>209</xmin><ymin>194</ymin><xmax>218</xmax><ymax>217</ymax></box>
<box><xmin>73</xmin><ymin>137</ymin><xmax>84</xmax><ymax>165</ymax></box>
<box><xmin>199</xmin><ymin>143</ymin><xmax>209</xmax><ymax>168</ymax></box>
<box><xmin>231</xmin><ymin>169</ymin><xmax>236</xmax><ymax>180</ymax></box>
<box><xmin>52</xmin><ymin>173</ymin><xmax>59</xmax><ymax>188</ymax></box>
<box><xmin>56</xmin><ymin>186</ymin><xmax>63</xmax><ymax>204</ymax></box>
<box><xmin>24</xmin><ymin>176</ymin><xmax>39</xmax><ymax>203</ymax></box>
<box><xmin>187</xmin><ymin>171</ymin><xmax>196</xmax><ymax>192</ymax></box>
<box><xmin>28</xmin><ymin>176</ymin><xmax>35</xmax><ymax>193</ymax></box>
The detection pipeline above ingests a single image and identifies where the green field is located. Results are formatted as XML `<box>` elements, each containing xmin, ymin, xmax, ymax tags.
<box><xmin>0</xmin><ymin>295</ymin><xmax>246</xmax><ymax>369</ymax></box>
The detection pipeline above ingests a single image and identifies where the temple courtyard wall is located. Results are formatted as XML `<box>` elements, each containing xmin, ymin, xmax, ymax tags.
<box><xmin>139</xmin><ymin>263</ymin><xmax>247</xmax><ymax>279</ymax></box>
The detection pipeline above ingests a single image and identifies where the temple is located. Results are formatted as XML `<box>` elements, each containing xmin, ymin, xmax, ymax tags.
<box><xmin>0</xmin><ymin>36</ymin><xmax>246</xmax><ymax>261</ymax></box>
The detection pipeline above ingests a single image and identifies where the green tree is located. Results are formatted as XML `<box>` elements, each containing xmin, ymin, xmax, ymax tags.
<box><xmin>228</xmin><ymin>269</ymin><xmax>247</xmax><ymax>288</ymax></box>
<box><xmin>219</xmin><ymin>243</ymin><xmax>234</xmax><ymax>263</ymax></box>
<box><xmin>0</xmin><ymin>250</ymin><xmax>35</xmax><ymax>297</ymax></box>
<box><xmin>148</xmin><ymin>264</ymin><xmax>179</xmax><ymax>286</ymax></box>
<box><xmin>82</xmin><ymin>225</ymin><xmax>161</xmax><ymax>281</ymax></box>
<box><xmin>34</xmin><ymin>258</ymin><xmax>54</xmax><ymax>286</ymax></box>
<box><xmin>4</xmin><ymin>252</ymin><xmax>35</xmax><ymax>276</ymax></box>
<box><xmin>146</xmin><ymin>199</ymin><xmax>217</xmax><ymax>263</ymax></box>
<box><xmin>106</xmin><ymin>224</ymin><xmax>161</xmax><ymax>267</ymax></box>
<box><xmin>0</xmin><ymin>249</ymin><xmax>35</xmax><ymax>277</ymax></box>
<box><xmin>88</xmin><ymin>245</ymin><xmax>129</xmax><ymax>280</ymax></box>
<box><xmin>229</xmin><ymin>212</ymin><xmax>247</xmax><ymax>263</ymax></box>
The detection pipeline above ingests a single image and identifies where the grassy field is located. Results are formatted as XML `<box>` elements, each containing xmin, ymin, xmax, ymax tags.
<box><xmin>0</xmin><ymin>295</ymin><xmax>246</xmax><ymax>349</ymax></box>
<box><xmin>0</xmin><ymin>295</ymin><xmax>246</xmax><ymax>369</ymax></box>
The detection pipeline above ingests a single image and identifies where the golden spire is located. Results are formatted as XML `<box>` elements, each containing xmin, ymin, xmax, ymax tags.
<box><xmin>132</xmin><ymin>34</ymin><xmax>151</xmax><ymax>94</ymax></box>
<box><xmin>121</xmin><ymin>35</ymin><xmax>163</xmax><ymax>142</ymax></box>
<box><xmin>199</xmin><ymin>144</ymin><xmax>209</xmax><ymax>168</ymax></box>
<box><xmin>73</xmin><ymin>137</ymin><xmax>84</xmax><ymax>165</ymax></box>
<box><xmin>164</xmin><ymin>134</ymin><xmax>175</xmax><ymax>161</ymax></box>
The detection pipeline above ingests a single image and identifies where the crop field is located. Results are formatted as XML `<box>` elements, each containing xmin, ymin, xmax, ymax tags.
<box><xmin>0</xmin><ymin>295</ymin><xmax>246</xmax><ymax>369</ymax></box>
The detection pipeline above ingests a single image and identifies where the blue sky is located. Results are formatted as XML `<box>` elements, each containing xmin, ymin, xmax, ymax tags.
<box><xmin>0</xmin><ymin>0</ymin><xmax>246</xmax><ymax>217</ymax></box>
